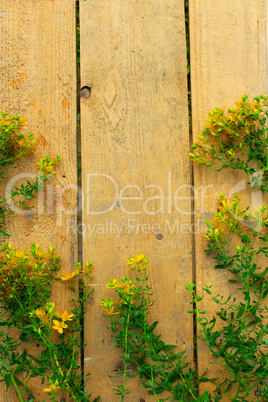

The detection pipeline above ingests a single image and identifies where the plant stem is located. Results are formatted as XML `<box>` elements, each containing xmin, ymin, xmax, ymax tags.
<box><xmin>121</xmin><ymin>296</ymin><xmax>133</xmax><ymax>402</ymax></box>
<box><xmin>10</xmin><ymin>375</ymin><xmax>25</xmax><ymax>402</ymax></box>
<box><xmin>141</xmin><ymin>270</ymin><xmax>160</xmax><ymax>402</ymax></box>
<box><xmin>0</xmin><ymin>354</ymin><xmax>25</xmax><ymax>402</ymax></box>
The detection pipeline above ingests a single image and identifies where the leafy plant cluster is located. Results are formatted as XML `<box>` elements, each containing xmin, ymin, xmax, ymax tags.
<box><xmin>0</xmin><ymin>111</ymin><xmax>60</xmax><ymax>238</ymax></box>
<box><xmin>186</xmin><ymin>194</ymin><xmax>268</xmax><ymax>400</ymax></box>
<box><xmin>189</xmin><ymin>94</ymin><xmax>268</xmax><ymax>190</ymax></box>
<box><xmin>0</xmin><ymin>112</ymin><xmax>99</xmax><ymax>401</ymax></box>
<box><xmin>189</xmin><ymin>95</ymin><xmax>268</xmax><ymax>401</ymax></box>
<box><xmin>101</xmin><ymin>255</ymin><xmax>214</xmax><ymax>402</ymax></box>
<box><xmin>0</xmin><ymin>243</ymin><xmax>98</xmax><ymax>402</ymax></box>
<box><xmin>103</xmin><ymin>96</ymin><xmax>268</xmax><ymax>401</ymax></box>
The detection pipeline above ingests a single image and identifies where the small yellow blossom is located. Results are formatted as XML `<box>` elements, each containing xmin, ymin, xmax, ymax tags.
<box><xmin>121</xmin><ymin>282</ymin><xmax>135</xmax><ymax>294</ymax></box>
<box><xmin>15</xmin><ymin>249</ymin><xmax>28</xmax><ymax>260</ymax></box>
<box><xmin>33</xmin><ymin>308</ymin><xmax>49</xmax><ymax>326</ymax></box>
<box><xmin>52</xmin><ymin>320</ymin><xmax>68</xmax><ymax>334</ymax></box>
<box><xmin>84</xmin><ymin>261</ymin><xmax>93</xmax><ymax>276</ymax></box>
<box><xmin>100</xmin><ymin>298</ymin><xmax>119</xmax><ymax>316</ymax></box>
<box><xmin>46</xmin><ymin>302</ymin><xmax>55</xmax><ymax>314</ymax></box>
<box><xmin>16</xmin><ymin>138</ymin><xmax>27</xmax><ymax>147</ymax></box>
<box><xmin>59</xmin><ymin>268</ymin><xmax>80</xmax><ymax>281</ymax></box>
<box><xmin>204</xmin><ymin>233</ymin><xmax>212</xmax><ymax>240</ymax></box>
<box><xmin>35</xmin><ymin>309</ymin><xmax>46</xmax><ymax>320</ymax></box>
<box><xmin>58</xmin><ymin>311</ymin><xmax>74</xmax><ymax>322</ymax></box>
<box><xmin>127</xmin><ymin>253</ymin><xmax>145</xmax><ymax>265</ymax></box>
<box><xmin>18</xmin><ymin>116</ymin><xmax>28</xmax><ymax>126</ymax></box>
<box><xmin>37</xmin><ymin>156</ymin><xmax>59</xmax><ymax>176</ymax></box>
<box><xmin>43</xmin><ymin>380</ymin><xmax>60</xmax><ymax>393</ymax></box>
<box><xmin>106</xmin><ymin>279</ymin><xmax>122</xmax><ymax>289</ymax></box>
<box><xmin>105</xmin><ymin>305</ymin><xmax>118</xmax><ymax>315</ymax></box>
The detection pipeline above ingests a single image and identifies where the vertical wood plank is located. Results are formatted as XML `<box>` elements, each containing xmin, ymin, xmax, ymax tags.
<box><xmin>0</xmin><ymin>1</ymin><xmax>77</xmax><ymax>400</ymax></box>
<box><xmin>189</xmin><ymin>0</ymin><xmax>266</xmax><ymax>398</ymax></box>
<box><xmin>80</xmin><ymin>0</ymin><xmax>192</xmax><ymax>400</ymax></box>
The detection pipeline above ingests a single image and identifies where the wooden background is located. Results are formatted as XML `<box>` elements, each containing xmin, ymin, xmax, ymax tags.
<box><xmin>0</xmin><ymin>0</ymin><xmax>267</xmax><ymax>400</ymax></box>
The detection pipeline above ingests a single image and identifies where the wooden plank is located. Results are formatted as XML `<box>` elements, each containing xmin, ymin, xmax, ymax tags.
<box><xmin>0</xmin><ymin>1</ymin><xmax>77</xmax><ymax>401</ymax></box>
<box><xmin>80</xmin><ymin>0</ymin><xmax>192</xmax><ymax>400</ymax></box>
<box><xmin>189</xmin><ymin>0</ymin><xmax>266</xmax><ymax>398</ymax></box>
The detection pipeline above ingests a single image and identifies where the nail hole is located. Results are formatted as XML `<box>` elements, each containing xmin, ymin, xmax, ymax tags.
<box><xmin>80</xmin><ymin>86</ymin><xmax>91</xmax><ymax>98</ymax></box>
<box><xmin>114</xmin><ymin>360</ymin><xmax>124</xmax><ymax>371</ymax></box>
<box><xmin>155</xmin><ymin>233</ymin><xmax>163</xmax><ymax>240</ymax></box>
<box><xmin>62</xmin><ymin>175</ymin><xmax>65</xmax><ymax>178</ymax></box>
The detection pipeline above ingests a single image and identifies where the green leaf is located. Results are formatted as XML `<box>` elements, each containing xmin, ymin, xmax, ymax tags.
<box><xmin>127</xmin><ymin>374</ymin><xmax>137</xmax><ymax>378</ymax></box>
<box><xmin>200</xmin><ymin>389</ymin><xmax>212</xmax><ymax>401</ymax></box>
<box><xmin>149</xmin><ymin>321</ymin><xmax>158</xmax><ymax>331</ymax></box>
<box><xmin>4</xmin><ymin>374</ymin><xmax>11</xmax><ymax>390</ymax></box>
<box><xmin>263</xmin><ymin>337</ymin><xmax>268</xmax><ymax>347</ymax></box>
<box><xmin>148</xmin><ymin>380</ymin><xmax>157</xmax><ymax>390</ymax></box>
<box><xmin>163</xmin><ymin>344</ymin><xmax>177</xmax><ymax>350</ymax></box>
<box><xmin>212</xmin><ymin>297</ymin><xmax>220</xmax><ymax>304</ymax></box>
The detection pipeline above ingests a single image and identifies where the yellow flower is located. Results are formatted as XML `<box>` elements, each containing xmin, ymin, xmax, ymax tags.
<box><xmin>100</xmin><ymin>298</ymin><xmax>119</xmax><ymax>316</ymax></box>
<box><xmin>34</xmin><ymin>248</ymin><xmax>46</xmax><ymax>259</ymax></box>
<box><xmin>37</xmin><ymin>156</ymin><xmax>58</xmax><ymax>176</ymax></box>
<box><xmin>204</xmin><ymin>233</ymin><xmax>212</xmax><ymax>240</ymax></box>
<box><xmin>121</xmin><ymin>282</ymin><xmax>135</xmax><ymax>294</ymax></box>
<box><xmin>221</xmin><ymin>199</ymin><xmax>228</xmax><ymax>209</ymax></box>
<box><xmin>33</xmin><ymin>308</ymin><xmax>50</xmax><ymax>326</ymax></box>
<box><xmin>44</xmin><ymin>165</ymin><xmax>56</xmax><ymax>174</ymax></box>
<box><xmin>16</xmin><ymin>138</ymin><xmax>28</xmax><ymax>147</ymax></box>
<box><xmin>84</xmin><ymin>261</ymin><xmax>93</xmax><ymax>276</ymax></box>
<box><xmin>106</xmin><ymin>278</ymin><xmax>122</xmax><ymax>289</ymax></box>
<box><xmin>127</xmin><ymin>253</ymin><xmax>145</xmax><ymax>265</ymax></box>
<box><xmin>250</xmin><ymin>99</ymin><xmax>259</xmax><ymax>109</ymax></box>
<box><xmin>46</xmin><ymin>302</ymin><xmax>55</xmax><ymax>314</ymax></box>
<box><xmin>43</xmin><ymin>380</ymin><xmax>60</xmax><ymax>393</ymax></box>
<box><xmin>105</xmin><ymin>305</ymin><xmax>119</xmax><ymax>315</ymax></box>
<box><xmin>58</xmin><ymin>311</ymin><xmax>74</xmax><ymax>322</ymax></box>
<box><xmin>14</xmin><ymin>249</ymin><xmax>28</xmax><ymax>260</ymax></box>
<box><xmin>35</xmin><ymin>309</ymin><xmax>46</xmax><ymax>320</ymax></box>
<box><xmin>52</xmin><ymin>320</ymin><xmax>68</xmax><ymax>334</ymax></box>
<box><xmin>59</xmin><ymin>268</ymin><xmax>80</xmax><ymax>281</ymax></box>
<box><xmin>18</xmin><ymin>116</ymin><xmax>28</xmax><ymax>126</ymax></box>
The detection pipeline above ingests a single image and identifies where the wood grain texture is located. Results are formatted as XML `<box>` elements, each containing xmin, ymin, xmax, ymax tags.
<box><xmin>189</xmin><ymin>0</ymin><xmax>266</xmax><ymax>398</ymax></box>
<box><xmin>0</xmin><ymin>1</ymin><xmax>77</xmax><ymax>400</ymax></box>
<box><xmin>80</xmin><ymin>0</ymin><xmax>192</xmax><ymax>400</ymax></box>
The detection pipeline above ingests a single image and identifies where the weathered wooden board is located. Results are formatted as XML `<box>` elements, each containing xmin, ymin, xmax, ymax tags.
<box><xmin>189</xmin><ymin>0</ymin><xmax>266</xmax><ymax>399</ymax></box>
<box><xmin>80</xmin><ymin>0</ymin><xmax>192</xmax><ymax>399</ymax></box>
<box><xmin>0</xmin><ymin>1</ymin><xmax>77</xmax><ymax>400</ymax></box>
